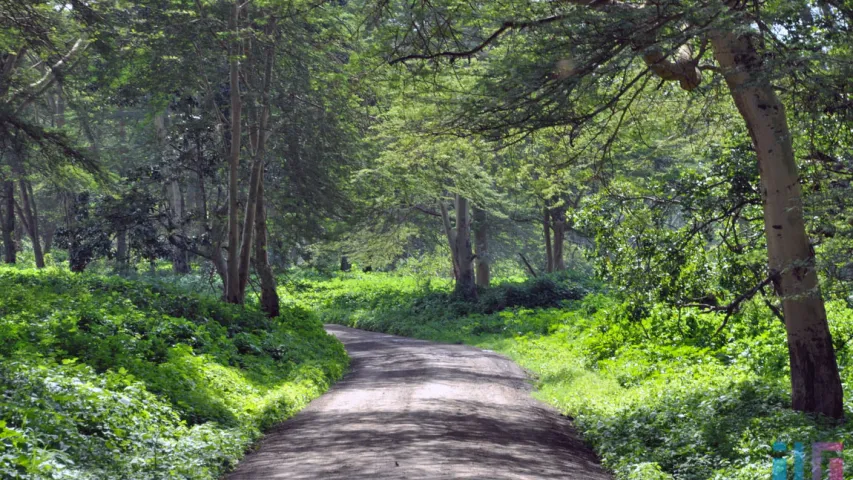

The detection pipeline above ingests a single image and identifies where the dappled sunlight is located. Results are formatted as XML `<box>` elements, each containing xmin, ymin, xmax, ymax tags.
<box><xmin>228</xmin><ymin>325</ymin><xmax>608</xmax><ymax>479</ymax></box>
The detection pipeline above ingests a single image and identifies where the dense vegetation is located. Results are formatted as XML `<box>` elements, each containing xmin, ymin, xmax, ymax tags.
<box><xmin>0</xmin><ymin>266</ymin><xmax>347</xmax><ymax>479</ymax></box>
<box><xmin>285</xmin><ymin>270</ymin><xmax>852</xmax><ymax>479</ymax></box>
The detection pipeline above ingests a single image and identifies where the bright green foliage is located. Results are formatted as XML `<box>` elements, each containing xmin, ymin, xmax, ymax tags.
<box><xmin>0</xmin><ymin>267</ymin><xmax>347</xmax><ymax>479</ymax></box>
<box><xmin>287</xmin><ymin>272</ymin><xmax>853</xmax><ymax>479</ymax></box>
<box><xmin>286</xmin><ymin>270</ymin><xmax>593</xmax><ymax>338</ymax></box>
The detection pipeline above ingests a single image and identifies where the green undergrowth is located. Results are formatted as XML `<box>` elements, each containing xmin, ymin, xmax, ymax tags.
<box><xmin>282</xmin><ymin>271</ymin><xmax>853</xmax><ymax>479</ymax></box>
<box><xmin>0</xmin><ymin>266</ymin><xmax>348</xmax><ymax>480</ymax></box>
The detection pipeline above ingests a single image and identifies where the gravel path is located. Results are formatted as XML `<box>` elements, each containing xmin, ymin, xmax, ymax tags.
<box><xmin>226</xmin><ymin>324</ymin><xmax>610</xmax><ymax>479</ymax></box>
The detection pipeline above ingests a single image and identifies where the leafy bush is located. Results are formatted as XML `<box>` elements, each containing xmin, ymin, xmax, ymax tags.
<box><xmin>0</xmin><ymin>266</ymin><xmax>348</xmax><ymax>479</ymax></box>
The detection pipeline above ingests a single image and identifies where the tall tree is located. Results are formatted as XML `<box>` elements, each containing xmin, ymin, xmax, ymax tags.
<box><xmin>1</xmin><ymin>181</ymin><xmax>15</xmax><ymax>263</ymax></box>
<box><xmin>440</xmin><ymin>194</ymin><xmax>478</xmax><ymax>301</ymax></box>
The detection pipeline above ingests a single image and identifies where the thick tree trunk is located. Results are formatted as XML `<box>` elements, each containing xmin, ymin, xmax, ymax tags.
<box><xmin>543</xmin><ymin>207</ymin><xmax>554</xmax><ymax>273</ymax></box>
<box><xmin>712</xmin><ymin>30</ymin><xmax>843</xmax><ymax>418</ymax></box>
<box><xmin>42</xmin><ymin>222</ymin><xmax>55</xmax><ymax>254</ymax></box>
<box><xmin>2</xmin><ymin>181</ymin><xmax>15</xmax><ymax>263</ymax></box>
<box><xmin>453</xmin><ymin>195</ymin><xmax>477</xmax><ymax>301</ymax></box>
<box><xmin>18</xmin><ymin>179</ymin><xmax>44</xmax><ymax>268</ymax></box>
<box><xmin>254</xmin><ymin>174</ymin><xmax>279</xmax><ymax>317</ymax></box>
<box><xmin>473</xmin><ymin>206</ymin><xmax>490</xmax><ymax>287</ymax></box>
<box><xmin>171</xmin><ymin>246</ymin><xmax>189</xmax><ymax>273</ymax></box>
<box><xmin>14</xmin><ymin>214</ymin><xmax>22</xmax><ymax>250</ymax></box>
<box><xmin>439</xmin><ymin>196</ymin><xmax>477</xmax><ymax>301</ymax></box>
<box><xmin>551</xmin><ymin>207</ymin><xmax>566</xmax><ymax>272</ymax></box>
<box><xmin>225</xmin><ymin>0</ymin><xmax>243</xmax><ymax>303</ymax></box>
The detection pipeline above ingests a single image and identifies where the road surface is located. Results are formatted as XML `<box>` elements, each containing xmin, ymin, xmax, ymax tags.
<box><xmin>226</xmin><ymin>324</ymin><xmax>610</xmax><ymax>479</ymax></box>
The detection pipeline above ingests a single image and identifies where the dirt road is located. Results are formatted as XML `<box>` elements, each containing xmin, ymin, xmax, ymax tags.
<box><xmin>226</xmin><ymin>325</ymin><xmax>610</xmax><ymax>479</ymax></box>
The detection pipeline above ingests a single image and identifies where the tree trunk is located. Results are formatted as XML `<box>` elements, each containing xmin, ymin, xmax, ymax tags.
<box><xmin>171</xmin><ymin>245</ymin><xmax>189</xmax><ymax>273</ymax></box>
<box><xmin>439</xmin><ymin>201</ymin><xmax>459</xmax><ymax>280</ymax></box>
<box><xmin>115</xmin><ymin>229</ymin><xmax>128</xmax><ymax>274</ymax></box>
<box><xmin>453</xmin><ymin>195</ymin><xmax>477</xmax><ymax>301</ymax></box>
<box><xmin>551</xmin><ymin>207</ymin><xmax>566</xmax><ymax>271</ymax></box>
<box><xmin>211</xmin><ymin>235</ymin><xmax>228</xmax><ymax>292</ymax></box>
<box><xmin>2</xmin><ymin>181</ymin><xmax>15</xmax><ymax>263</ymax></box>
<box><xmin>54</xmin><ymin>86</ymin><xmax>65</xmax><ymax>129</ymax></box>
<box><xmin>42</xmin><ymin>222</ymin><xmax>55</xmax><ymax>254</ymax></box>
<box><xmin>711</xmin><ymin>30</ymin><xmax>843</xmax><ymax>418</ymax></box>
<box><xmin>543</xmin><ymin>207</ymin><xmax>554</xmax><ymax>273</ymax></box>
<box><xmin>225</xmin><ymin>0</ymin><xmax>243</xmax><ymax>303</ymax></box>
<box><xmin>240</xmin><ymin>21</ymin><xmax>276</xmax><ymax>301</ymax></box>
<box><xmin>254</xmin><ymin>173</ymin><xmax>279</xmax><ymax>317</ymax></box>
<box><xmin>0</xmin><ymin>198</ymin><xmax>6</xmax><ymax>262</ymax></box>
<box><xmin>236</xmin><ymin>159</ymin><xmax>262</xmax><ymax>299</ymax></box>
<box><xmin>439</xmin><ymin>196</ymin><xmax>477</xmax><ymax>301</ymax></box>
<box><xmin>170</xmin><ymin>189</ymin><xmax>190</xmax><ymax>274</ymax></box>
<box><xmin>65</xmin><ymin>193</ymin><xmax>88</xmax><ymax>273</ymax></box>
<box><xmin>473</xmin><ymin>206</ymin><xmax>490</xmax><ymax>287</ymax></box>
<box><xmin>14</xmin><ymin>213</ymin><xmax>22</xmax><ymax>251</ymax></box>
<box><xmin>169</xmin><ymin>180</ymin><xmax>191</xmax><ymax>274</ymax></box>
<box><xmin>18</xmin><ymin>179</ymin><xmax>44</xmax><ymax>268</ymax></box>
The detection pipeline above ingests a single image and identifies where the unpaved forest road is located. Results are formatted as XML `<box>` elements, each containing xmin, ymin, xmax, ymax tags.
<box><xmin>227</xmin><ymin>325</ymin><xmax>610</xmax><ymax>479</ymax></box>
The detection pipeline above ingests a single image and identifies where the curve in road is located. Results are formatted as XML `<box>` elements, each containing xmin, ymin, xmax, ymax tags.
<box><xmin>227</xmin><ymin>324</ymin><xmax>610</xmax><ymax>479</ymax></box>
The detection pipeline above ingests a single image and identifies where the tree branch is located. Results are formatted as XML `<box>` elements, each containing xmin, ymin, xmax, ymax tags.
<box><xmin>12</xmin><ymin>38</ymin><xmax>86</xmax><ymax>115</ymax></box>
<box><xmin>390</xmin><ymin>15</ymin><xmax>568</xmax><ymax>64</ymax></box>
<box><xmin>680</xmin><ymin>276</ymin><xmax>775</xmax><ymax>336</ymax></box>
<box><xmin>411</xmin><ymin>205</ymin><xmax>442</xmax><ymax>217</ymax></box>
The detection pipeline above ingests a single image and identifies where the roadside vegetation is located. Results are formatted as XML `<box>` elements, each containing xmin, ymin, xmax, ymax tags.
<box><xmin>0</xmin><ymin>266</ymin><xmax>347</xmax><ymax>479</ymax></box>
<box><xmin>283</xmin><ymin>270</ymin><xmax>852</xmax><ymax>480</ymax></box>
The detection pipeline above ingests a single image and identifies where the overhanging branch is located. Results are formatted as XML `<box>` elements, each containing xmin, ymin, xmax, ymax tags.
<box><xmin>390</xmin><ymin>15</ymin><xmax>569</xmax><ymax>64</ymax></box>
